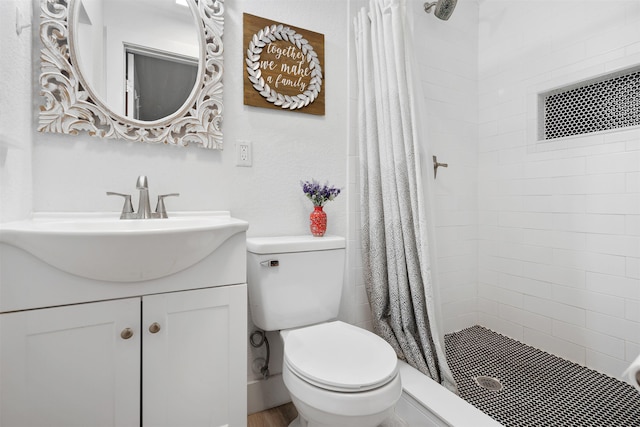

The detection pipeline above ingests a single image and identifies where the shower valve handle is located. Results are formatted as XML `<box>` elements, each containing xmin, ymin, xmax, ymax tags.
<box><xmin>433</xmin><ymin>155</ymin><xmax>449</xmax><ymax>179</ymax></box>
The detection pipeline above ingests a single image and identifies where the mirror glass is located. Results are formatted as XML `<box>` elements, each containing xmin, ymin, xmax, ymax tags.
<box><xmin>72</xmin><ymin>0</ymin><xmax>200</xmax><ymax>122</ymax></box>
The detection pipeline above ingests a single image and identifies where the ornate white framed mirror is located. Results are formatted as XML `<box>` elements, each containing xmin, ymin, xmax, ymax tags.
<box><xmin>39</xmin><ymin>0</ymin><xmax>224</xmax><ymax>149</ymax></box>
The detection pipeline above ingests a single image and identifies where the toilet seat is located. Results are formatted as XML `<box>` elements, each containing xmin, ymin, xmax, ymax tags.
<box><xmin>283</xmin><ymin>321</ymin><xmax>398</xmax><ymax>392</ymax></box>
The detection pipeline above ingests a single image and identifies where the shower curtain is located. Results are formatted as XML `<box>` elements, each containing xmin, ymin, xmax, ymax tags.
<box><xmin>354</xmin><ymin>0</ymin><xmax>456</xmax><ymax>392</ymax></box>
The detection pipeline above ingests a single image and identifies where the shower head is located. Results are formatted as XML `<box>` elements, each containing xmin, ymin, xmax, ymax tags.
<box><xmin>424</xmin><ymin>0</ymin><xmax>457</xmax><ymax>21</ymax></box>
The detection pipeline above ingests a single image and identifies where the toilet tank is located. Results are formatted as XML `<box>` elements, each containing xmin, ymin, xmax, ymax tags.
<box><xmin>246</xmin><ymin>236</ymin><xmax>346</xmax><ymax>331</ymax></box>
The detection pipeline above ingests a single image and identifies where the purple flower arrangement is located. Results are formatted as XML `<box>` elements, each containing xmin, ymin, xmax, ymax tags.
<box><xmin>301</xmin><ymin>179</ymin><xmax>341</xmax><ymax>207</ymax></box>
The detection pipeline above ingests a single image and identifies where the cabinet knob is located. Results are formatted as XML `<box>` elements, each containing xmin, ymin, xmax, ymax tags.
<box><xmin>120</xmin><ymin>328</ymin><xmax>134</xmax><ymax>340</ymax></box>
<box><xmin>149</xmin><ymin>322</ymin><xmax>161</xmax><ymax>334</ymax></box>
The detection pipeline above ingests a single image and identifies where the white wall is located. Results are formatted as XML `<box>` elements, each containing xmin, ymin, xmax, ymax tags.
<box><xmin>477</xmin><ymin>0</ymin><xmax>640</xmax><ymax>379</ymax></box>
<box><xmin>225</xmin><ymin>0</ymin><xmax>349</xmax><ymax>395</ymax></box>
<box><xmin>3</xmin><ymin>0</ymin><xmax>349</xmax><ymax>413</ymax></box>
<box><xmin>0</xmin><ymin>0</ymin><xmax>33</xmax><ymax>222</ymax></box>
<box><xmin>20</xmin><ymin>0</ymin><xmax>348</xmax><ymax>239</ymax></box>
<box><xmin>413</xmin><ymin>0</ymin><xmax>479</xmax><ymax>333</ymax></box>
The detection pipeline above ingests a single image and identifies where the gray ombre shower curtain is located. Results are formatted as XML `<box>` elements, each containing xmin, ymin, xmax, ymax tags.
<box><xmin>354</xmin><ymin>0</ymin><xmax>456</xmax><ymax>392</ymax></box>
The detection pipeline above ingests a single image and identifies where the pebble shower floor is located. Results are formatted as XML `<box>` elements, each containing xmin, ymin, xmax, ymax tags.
<box><xmin>444</xmin><ymin>326</ymin><xmax>640</xmax><ymax>426</ymax></box>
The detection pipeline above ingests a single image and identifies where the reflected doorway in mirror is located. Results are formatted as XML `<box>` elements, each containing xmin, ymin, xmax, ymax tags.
<box><xmin>124</xmin><ymin>47</ymin><xmax>198</xmax><ymax>122</ymax></box>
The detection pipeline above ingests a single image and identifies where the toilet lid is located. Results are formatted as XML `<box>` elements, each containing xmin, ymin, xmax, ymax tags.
<box><xmin>284</xmin><ymin>321</ymin><xmax>398</xmax><ymax>392</ymax></box>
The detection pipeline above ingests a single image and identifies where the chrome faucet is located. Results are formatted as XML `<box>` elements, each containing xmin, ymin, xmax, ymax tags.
<box><xmin>107</xmin><ymin>175</ymin><xmax>179</xmax><ymax>219</ymax></box>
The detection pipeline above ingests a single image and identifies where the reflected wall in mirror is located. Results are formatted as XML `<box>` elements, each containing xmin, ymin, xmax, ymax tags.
<box><xmin>39</xmin><ymin>0</ymin><xmax>224</xmax><ymax>149</ymax></box>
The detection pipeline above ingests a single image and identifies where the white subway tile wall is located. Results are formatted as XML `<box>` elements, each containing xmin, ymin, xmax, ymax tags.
<box><xmin>348</xmin><ymin>0</ymin><xmax>639</xmax><ymax>380</ymax></box>
<box><xmin>478</xmin><ymin>1</ymin><xmax>640</xmax><ymax>379</ymax></box>
<box><xmin>415</xmin><ymin>0</ymin><xmax>480</xmax><ymax>332</ymax></box>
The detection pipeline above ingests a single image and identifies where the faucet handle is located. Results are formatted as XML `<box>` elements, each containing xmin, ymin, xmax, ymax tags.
<box><xmin>155</xmin><ymin>193</ymin><xmax>180</xmax><ymax>219</ymax></box>
<box><xmin>106</xmin><ymin>192</ymin><xmax>134</xmax><ymax>219</ymax></box>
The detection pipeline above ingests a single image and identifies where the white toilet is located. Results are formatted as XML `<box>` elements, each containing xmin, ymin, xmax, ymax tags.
<box><xmin>247</xmin><ymin>236</ymin><xmax>402</xmax><ymax>427</ymax></box>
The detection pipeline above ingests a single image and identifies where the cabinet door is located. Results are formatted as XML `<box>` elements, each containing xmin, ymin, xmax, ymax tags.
<box><xmin>143</xmin><ymin>285</ymin><xmax>247</xmax><ymax>427</ymax></box>
<box><xmin>0</xmin><ymin>298</ymin><xmax>141</xmax><ymax>427</ymax></box>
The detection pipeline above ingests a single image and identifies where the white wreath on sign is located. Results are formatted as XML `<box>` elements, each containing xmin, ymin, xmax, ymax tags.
<box><xmin>246</xmin><ymin>24</ymin><xmax>322</xmax><ymax>110</ymax></box>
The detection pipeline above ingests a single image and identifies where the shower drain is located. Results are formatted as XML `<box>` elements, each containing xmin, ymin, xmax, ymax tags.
<box><xmin>474</xmin><ymin>376</ymin><xmax>503</xmax><ymax>391</ymax></box>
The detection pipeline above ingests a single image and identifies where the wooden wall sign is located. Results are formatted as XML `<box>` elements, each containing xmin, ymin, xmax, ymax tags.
<box><xmin>243</xmin><ymin>13</ymin><xmax>325</xmax><ymax>116</ymax></box>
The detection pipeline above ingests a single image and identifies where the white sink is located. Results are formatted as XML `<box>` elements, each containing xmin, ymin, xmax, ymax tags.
<box><xmin>0</xmin><ymin>212</ymin><xmax>249</xmax><ymax>282</ymax></box>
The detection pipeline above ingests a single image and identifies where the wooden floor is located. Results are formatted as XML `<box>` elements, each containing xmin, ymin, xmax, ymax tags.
<box><xmin>247</xmin><ymin>403</ymin><xmax>298</xmax><ymax>427</ymax></box>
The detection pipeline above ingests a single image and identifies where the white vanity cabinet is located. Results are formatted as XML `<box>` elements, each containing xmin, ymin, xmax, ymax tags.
<box><xmin>0</xmin><ymin>285</ymin><xmax>247</xmax><ymax>427</ymax></box>
<box><xmin>0</xmin><ymin>212</ymin><xmax>249</xmax><ymax>427</ymax></box>
<box><xmin>1</xmin><ymin>298</ymin><xmax>142</xmax><ymax>427</ymax></box>
<box><xmin>142</xmin><ymin>285</ymin><xmax>247</xmax><ymax>427</ymax></box>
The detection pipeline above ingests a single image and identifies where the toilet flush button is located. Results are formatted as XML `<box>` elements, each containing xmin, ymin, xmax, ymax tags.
<box><xmin>260</xmin><ymin>259</ymin><xmax>279</xmax><ymax>267</ymax></box>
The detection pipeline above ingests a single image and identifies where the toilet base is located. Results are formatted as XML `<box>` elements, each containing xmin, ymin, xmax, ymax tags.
<box><xmin>289</xmin><ymin>394</ymin><xmax>397</xmax><ymax>427</ymax></box>
<box><xmin>288</xmin><ymin>413</ymin><xmax>409</xmax><ymax>427</ymax></box>
<box><xmin>288</xmin><ymin>415</ymin><xmax>305</xmax><ymax>427</ymax></box>
<box><xmin>282</xmin><ymin>356</ymin><xmax>402</xmax><ymax>427</ymax></box>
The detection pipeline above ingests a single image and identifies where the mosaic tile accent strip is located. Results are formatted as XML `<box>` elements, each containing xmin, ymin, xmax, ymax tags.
<box><xmin>445</xmin><ymin>326</ymin><xmax>640</xmax><ymax>427</ymax></box>
<box><xmin>541</xmin><ymin>67</ymin><xmax>640</xmax><ymax>140</ymax></box>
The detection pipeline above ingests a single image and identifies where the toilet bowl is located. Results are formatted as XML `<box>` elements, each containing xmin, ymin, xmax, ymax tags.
<box><xmin>281</xmin><ymin>321</ymin><xmax>402</xmax><ymax>427</ymax></box>
<box><xmin>246</xmin><ymin>236</ymin><xmax>402</xmax><ymax>427</ymax></box>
